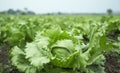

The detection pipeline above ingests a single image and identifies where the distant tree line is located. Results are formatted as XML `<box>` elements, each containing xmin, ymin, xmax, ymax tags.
<box><xmin>0</xmin><ymin>8</ymin><xmax>35</xmax><ymax>15</ymax></box>
<box><xmin>0</xmin><ymin>8</ymin><xmax>118</xmax><ymax>15</ymax></box>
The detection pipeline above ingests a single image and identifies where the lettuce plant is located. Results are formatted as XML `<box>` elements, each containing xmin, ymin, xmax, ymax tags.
<box><xmin>10</xmin><ymin>26</ymin><xmax>112</xmax><ymax>73</ymax></box>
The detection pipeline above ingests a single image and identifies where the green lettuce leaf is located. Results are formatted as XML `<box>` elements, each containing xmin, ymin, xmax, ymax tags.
<box><xmin>25</xmin><ymin>37</ymin><xmax>51</xmax><ymax>69</ymax></box>
<box><xmin>10</xmin><ymin>46</ymin><xmax>37</xmax><ymax>73</ymax></box>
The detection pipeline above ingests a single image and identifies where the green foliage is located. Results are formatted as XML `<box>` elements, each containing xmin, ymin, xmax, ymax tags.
<box><xmin>10</xmin><ymin>26</ymin><xmax>112</xmax><ymax>73</ymax></box>
<box><xmin>0</xmin><ymin>15</ymin><xmax>120</xmax><ymax>73</ymax></box>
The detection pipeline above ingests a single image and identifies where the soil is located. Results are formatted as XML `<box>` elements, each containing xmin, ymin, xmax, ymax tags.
<box><xmin>105</xmin><ymin>52</ymin><xmax>120</xmax><ymax>73</ymax></box>
<box><xmin>0</xmin><ymin>44</ymin><xmax>20</xmax><ymax>73</ymax></box>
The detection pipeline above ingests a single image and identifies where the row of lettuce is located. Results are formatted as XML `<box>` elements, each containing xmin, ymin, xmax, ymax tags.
<box><xmin>0</xmin><ymin>15</ymin><xmax>120</xmax><ymax>73</ymax></box>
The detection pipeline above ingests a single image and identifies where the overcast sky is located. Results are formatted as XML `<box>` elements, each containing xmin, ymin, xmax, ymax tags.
<box><xmin>0</xmin><ymin>0</ymin><xmax>120</xmax><ymax>13</ymax></box>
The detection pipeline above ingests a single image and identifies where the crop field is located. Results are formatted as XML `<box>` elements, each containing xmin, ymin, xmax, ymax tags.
<box><xmin>0</xmin><ymin>14</ymin><xmax>120</xmax><ymax>73</ymax></box>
